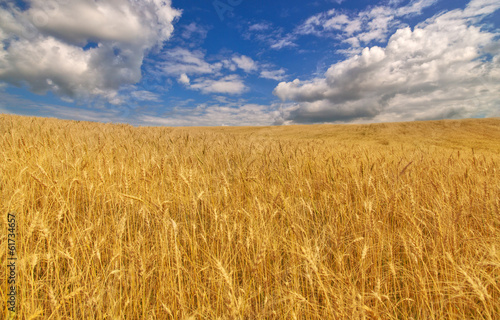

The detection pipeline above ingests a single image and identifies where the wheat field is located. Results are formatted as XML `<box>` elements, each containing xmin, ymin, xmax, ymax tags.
<box><xmin>1</xmin><ymin>114</ymin><xmax>500</xmax><ymax>319</ymax></box>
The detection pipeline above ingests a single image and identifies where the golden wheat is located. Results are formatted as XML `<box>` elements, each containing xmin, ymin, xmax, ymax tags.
<box><xmin>1</xmin><ymin>114</ymin><xmax>500</xmax><ymax>319</ymax></box>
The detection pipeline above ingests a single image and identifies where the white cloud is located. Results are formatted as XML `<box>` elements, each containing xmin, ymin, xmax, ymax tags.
<box><xmin>27</xmin><ymin>1</ymin><xmax>157</xmax><ymax>45</ymax></box>
<box><xmin>273</xmin><ymin>1</ymin><xmax>500</xmax><ymax>124</ymax></box>
<box><xmin>296</xmin><ymin>0</ymin><xmax>438</xmax><ymax>49</ymax></box>
<box><xmin>160</xmin><ymin>47</ymin><xmax>220</xmax><ymax>76</ymax></box>
<box><xmin>0</xmin><ymin>0</ymin><xmax>181</xmax><ymax>103</ymax></box>
<box><xmin>161</xmin><ymin>49</ymin><xmax>284</xmax><ymax>94</ymax></box>
<box><xmin>270</xmin><ymin>35</ymin><xmax>297</xmax><ymax>50</ymax></box>
<box><xmin>160</xmin><ymin>48</ymin><xmax>288</xmax><ymax>95</ymax></box>
<box><xmin>396</xmin><ymin>0</ymin><xmax>439</xmax><ymax>16</ymax></box>
<box><xmin>131</xmin><ymin>90</ymin><xmax>162</xmax><ymax>102</ymax></box>
<box><xmin>464</xmin><ymin>0</ymin><xmax>500</xmax><ymax>18</ymax></box>
<box><xmin>260</xmin><ymin>69</ymin><xmax>287</xmax><ymax>81</ymax></box>
<box><xmin>232</xmin><ymin>55</ymin><xmax>258</xmax><ymax>73</ymax></box>
<box><xmin>178</xmin><ymin>73</ymin><xmax>191</xmax><ymax>85</ymax></box>
<box><xmin>324</xmin><ymin>14</ymin><xmax>362</xmax><ymax>35</ymax></box>
<box><xmin>190</xmin><ymin>75</ymin><xmax>247</xmax><ymax>95</ymax></box>
<box><xmin>222</xmin><ymin>59</ymin><xmax>238</xmax><ymax>72</ymax></box>
<box><xmin>159</xmin><ymin>49</ymin><xmax>254</xmax><ymax>95</ymax></box>
<box><xmin>249</xmin><ymin>22</ymin><xmax>271</xmax><ymax>31</ymax></box>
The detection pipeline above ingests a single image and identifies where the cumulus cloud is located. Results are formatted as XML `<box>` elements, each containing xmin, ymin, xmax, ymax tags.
<box><xmin>232</xmin><ymin>55</ymin><xmax>258</xmax><ymax>73</ymax></box>
<box><xmin>0</xmin><ymin>0</ymin><xmax>181</xmax><ymax>103</ymax></box>
<box><xmin>274</xmin><ymin>0</ymin><xmax>500</xmax><ymax>124</ymax></box>
<box><xmin>178</xmin><ymin>73</ymin><xmax>191</xmax><ymax>85</ymax></box>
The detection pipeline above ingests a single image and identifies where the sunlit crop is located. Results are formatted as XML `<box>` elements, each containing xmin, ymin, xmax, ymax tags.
<box><xmin>1</xmin><ymin>114</ymin><xmax>499</xmax><ymax>319</ymax></box>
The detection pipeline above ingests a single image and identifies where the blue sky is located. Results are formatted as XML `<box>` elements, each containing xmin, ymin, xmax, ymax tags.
<box><xmin>0</xmin><ymin>0</ymin><xmax>499</xmax><ymax>126</ymax></box>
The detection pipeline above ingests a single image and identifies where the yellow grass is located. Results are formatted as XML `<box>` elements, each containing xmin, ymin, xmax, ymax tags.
<box><xmin>1</xmin><ymin>114</ymin><xmax>500</xmax><ymax>319</ymax></box>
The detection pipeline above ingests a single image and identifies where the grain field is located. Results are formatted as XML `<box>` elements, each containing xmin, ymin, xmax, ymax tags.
<box><xmin>1</xmin><ymin>114</ymin><xmax>500</xmax><ymax>319</ymax></box>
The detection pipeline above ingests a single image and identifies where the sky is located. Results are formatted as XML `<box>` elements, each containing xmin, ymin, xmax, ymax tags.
<box><xmin>0</xmin><ymin>0</ymin><xmax>499</xmax><ymax>126</ymax></box>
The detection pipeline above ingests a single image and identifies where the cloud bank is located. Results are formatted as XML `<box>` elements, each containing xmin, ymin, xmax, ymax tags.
<box><xmin>0</xmin><ymin>0</ymin><xmax>181</xmax><ymax>104</ymax></box>
<box><xmin>273</xmin><ymin>0</ymin><xmax>500</xmax><ymax>124</ymax></box>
